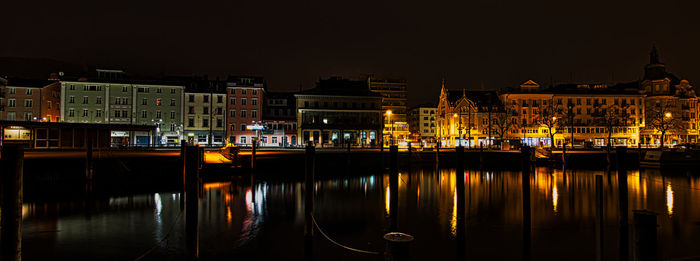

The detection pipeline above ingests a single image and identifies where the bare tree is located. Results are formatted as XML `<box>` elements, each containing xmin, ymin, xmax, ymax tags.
<box><xmin>534</xmin><ymin>102</ymin><xmax>563</xmax><ymax>148</ymax></box>
<box><xmin>593</xmin><ymin>103</ymin><xmax>630</xmax><ymax>148</ymax></box>
<box><xmin>645</xmin><ymin>100</ymin><xmax>683</xmax><ymax>147</ymax></box>
<box><xmin>492</xmin><ymin>105</ymin><xmax>519</xmax><ymax>143</ymax></box>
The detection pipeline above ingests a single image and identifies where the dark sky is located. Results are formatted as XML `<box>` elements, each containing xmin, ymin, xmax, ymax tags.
<box><xmin>2</xmin><ymin>0</ymin><xmax>700</xmax><ymax>106</ymax></box>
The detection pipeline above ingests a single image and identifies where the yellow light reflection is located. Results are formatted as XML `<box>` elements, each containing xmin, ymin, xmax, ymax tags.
<box><xmin>450</xmin><ymin>192</ymin><xmax>457</xmax><ymax>237</ymax></box>
<box><xmin>666</xmin><ymin>184</ymin><xmax>674</xmax><ymax>216</ymax></box>
<box><xmin>552</xmin><ymin>174</ymin><xmax>558</xmax><ymax>213</ymax></box>
<box><xmin>204</xmin><ymin>182</ymin><xmax>231</xmax><ymax>190</ymax></box>
<box><xmin>385</xmin><ymin>185</ymin><xmax>390</xmax><ymax>215</ymax></box>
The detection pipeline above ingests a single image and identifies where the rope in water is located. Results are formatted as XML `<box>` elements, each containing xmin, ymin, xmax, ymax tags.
<box><xmin>310</xmin><ymin>214</ymin><xmax>382</xmax><ymax>255</ymax></box>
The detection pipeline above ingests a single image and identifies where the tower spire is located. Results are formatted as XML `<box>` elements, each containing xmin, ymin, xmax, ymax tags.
<box><xmin>650</xmin><ymin>44</ymin><xmax>660</xmax><ymax>64</ymax></box>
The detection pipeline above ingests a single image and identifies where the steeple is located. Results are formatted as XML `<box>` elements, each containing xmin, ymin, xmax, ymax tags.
<box><xmin>650</xmin><ymin>45</ymin><xmax>660</xmax><ymax>64</ymax></box>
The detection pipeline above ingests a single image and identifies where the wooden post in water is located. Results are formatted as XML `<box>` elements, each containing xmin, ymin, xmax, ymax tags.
<box><xmin>86</xmin><ymin>136</ymin><xmax>94</xmax><ymax>181</ymax></box>
<box><xmin>1</xmin><ymin>145</ymin><xmax>23</xmax><ymax>261</ymax></box>
<box><xmin>251</xmin><ymin>138</ymin><xmax>257</xmax><ymax>171</ymax></box>
<box><xmin>185</xmin><ymin>145</ymin><xmax>201</xmax><ymax>260</ymax></box>
<box><xmin>455</xmin><ymin>146</ymin><xmax>466</xmax><ymax>261</ymax></box>
<box><xmin>435</xmin><ymin>143</ymin><xmax>440</xmax><ymax>167</ymax></box>
<box><xmin>595</xmin><ymin>175</ymin><xmax>604</xmax><ymax>261</ymax></box>
<box><xmin>561</xmin><ymin>143</ymin><xmax>567</xmax><ymax>168</ymax></box>
<box><xmin>637</xmin><ymin>143</ymin><xmax>643</xmax><ymax>165</ymax></box>
<box><xmin>521</xmin><ymin>145</ymin><xmax>532</xmax><ymax>261</ymax></box>
<box><xmin>632</xmin><ymin>210</ymin><xmax>658</xmax><ymax>261</ymax></box>
<box><xmin>384</xmin><ymin>232</ymin><xmax>414</xmax><ymax>261</ymax></box>
<box><xmin>304</xmin><ymin>145</ymin><xmax>315</xmax><ymax>261</ymax></box>
<box><xmin>389</xmin><ymin>145</ymin><xmax>399</xmax><ymax>231</ymax></box>
<box><xmin>617</xmin><ymin>146</ymin><xmax>629</xmax><ymax>261</ymax></box>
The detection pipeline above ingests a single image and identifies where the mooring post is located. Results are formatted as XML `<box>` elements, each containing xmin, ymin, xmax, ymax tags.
<box><xmin>185</xmin><ymin>145</ymin><xmax>201</xmax><ymax>260</ymax></box>
<box><xmin>617</xmin><ymin>146</ymin><xmax>629</xmax><ymax>261</ymax></box>
<box><xmin>595</xmin><ymin>175</ymin><xmax>604</xmax><ymax>261</ymax></box>
<box><xmin>633</xmin><ymin>210</ymin><xmax>658</xmax><ymax>261</ymax></box>
<box><xmin>479</xmin><ymin>142</ymin><xmax>484</xmax><ymax>169</ymax></box>
<box><xmin>562</xmin><ymin>143</ymin><xmax>567</xmax><ymax>168</ymax></box>
<box><xmin>384</xmin><ymin>232</ymin><xmax>414</xmax><ymax>261</ymax></box>
<box><xmin>637</xmin><ymin>142</ymin><xmax>643</xmax><ymax>165</ymax></box>
<box><xmin>390</xmin><ymin>145</ymin><xmax>399</xmax><ymax>231</ymax></box>
<box><xmin>304</xmin><ymin>145</ymin><xmax>316</xmax><ymax>261</ymax></box>
<box><xmin>251</xmin><ymin>138</ymin><xmax>257</xmax><ymax>171</ymax></box>
<box><xmin>455</xmin><ymin>146</ymin><xmax>466</xmax><ymax>261</ymax></box>
<box><xmin>435</xmin><ymin>143</ymin><xmax>440</xmax><ymax>166</ymax></box>
<box><xmin>86</xmin><ymin>136</ymin><xmax>94</xmax><ymax>181</ymax></box>
<box><xmin>1</xmin><ymin>145</ymin><xmax>23</xmax><ymax>261</ymax></box>
<box><xmin>521</xmin><ymin>145</ymin><xmax>532</xmax><ymax>261</ymax></box>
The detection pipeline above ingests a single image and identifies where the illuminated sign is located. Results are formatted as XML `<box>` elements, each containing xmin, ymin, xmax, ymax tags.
<box><xmin>246</xmin><ymin>125</ymin><xmax>264</xmax><ymax>130</ymax></box>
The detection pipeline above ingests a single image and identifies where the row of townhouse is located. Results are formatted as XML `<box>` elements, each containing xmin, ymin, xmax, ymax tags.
<box><xmin>437</xmin><ymin>47</ymin><xmax>700</xmax><ymax>148</ymax></box>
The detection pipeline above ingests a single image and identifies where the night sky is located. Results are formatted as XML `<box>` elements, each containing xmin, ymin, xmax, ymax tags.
<box><xmin>2</xmin><ymin>0</ymin><xmax>700</xmax><ymax>106</ymax></box>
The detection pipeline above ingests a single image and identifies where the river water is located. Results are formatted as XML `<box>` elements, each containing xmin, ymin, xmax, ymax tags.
<box><xmin>20</xmin><ymin>167</ymin><xmax>700</xmax><ymax>260</ymax></box>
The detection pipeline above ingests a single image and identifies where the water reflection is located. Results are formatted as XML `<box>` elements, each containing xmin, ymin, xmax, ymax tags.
<box><xmin>18</xmin><ymin>168</ymin><xmax>700</xmax><ymax>261</ymax></box>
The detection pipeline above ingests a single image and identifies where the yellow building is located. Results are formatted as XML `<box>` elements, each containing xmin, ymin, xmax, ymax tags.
<box><xmin>436</xmin><ymin>80</ymin><xmax>503</xmax><ymax>147</ymax></box>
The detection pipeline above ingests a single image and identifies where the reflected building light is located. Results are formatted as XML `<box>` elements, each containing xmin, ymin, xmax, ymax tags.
<box><xmin>370</xmin><ymin>176</ymin><xmax>375</xmax><ymax>187</ymax></box>
<box><xmin>154</xmin><ymin>193</ymin><xmax>162</xmax><ymax>216</ymax></box>
<box><xmin>227</xmin><ymin>207</ymin><xmax>232</xmax><ymax>223</ymax></box>
<box><xmin>552</xmin><ymin>174</ymin><xmax>558</xmax><ymax>213</ymax></box>
<box><xmin>172</xmin><ymin>194</ymin><xmax>176</xmax><ymax>200</ymax></box>
<box><xmin>385</xmin><ymin>185</ymin><xmax>390</xmax><ymax>216</ymax></box>
<box><xmin>666</xmin><ymin>184</ymin><xmax>674</xmax><ymax>216</ymax></box>
<box><xmin>450</xmin><ymin>192</ymin><xmax>457</xmax><ymax>237</ymax></box>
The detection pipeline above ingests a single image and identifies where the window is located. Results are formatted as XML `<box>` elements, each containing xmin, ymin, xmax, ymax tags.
<box><xmin>24</xmin><ymin>99</ymin><xmax>33</xmax><ymax>108</ymax></box>
<box><xmin>156</xmin><ymin>98</ymin><xmax>162</xmax><ymax>106</ymax></box>
<box><xmin>122</xmin><ymin>86</ymin><xmax>128</xmax><ymax>92</ymax></box>
<box><xmin>141</xmin><ymin>110</ymin><xmax>147</xmax><ymax>118</ymax></box>
<box><xmin>9</xmin><ymin>88</ymin><xmax>15</xmax><ymax>94</ymax></box>
<box><xmin>216</xmin><ymin>107</ymin><xmax>223</xmax><ymax>114</ymax></box>
<box><xmin>82</xmin><ymin>96</ymin><xmax>89</xmax><ymax>104</ymax></box>
<box><xmin>272</xmin><ymin>136</ymin><xmax>277</xmax><ymax>144</ymax></box>
<box><xmin>241</xmin><ymin>98</ymin><xmax>247</xmax><ymax>105</ymax></box>
<box><xmin>188</xmin><ymin>118</ymin><xmax>195</xmax><ymax>127</ymax></box>
<box><xmin>96</xmin><ymin>110</ymin><xmax>103</xmax><ymax>117</ymax></box>
<box><xmin>69</xmin><ymin>96</ymin><xmax>75</xmax><ymax>104</ymax></box>
<box><xmin>203</xmin><ymin>95</ymin><xmax>209</xmax><ymax>103</ymax></box>
<box><xmin>156</xmin><ymin>88</ymin><xmax>162</xmax><ymax>93</ymax></box>
<box><xmin>252</xmin><ymin>89</ymin><xmax>258</xmax><ymax>95</ymax></box>
<box><xmin>203</xmin><ymin>107</ymin><xmax>209</xmax><ymax>114</ymax></box>
<box><xmin>230</xmin><ymin>89</ymin><xmax>235</xmax><ymax>94</ymax></box>
<box><xmin>69</xmin><ymin>85</ymin><xmax>75</xmax><ymax>90</ymax></box>
<box><xmin>230</xmin><ymin>98</ymin><xmax>236</xmax><ymax>105</ymax></box>
<box><xmin>170</xmin><ymin>89</ymin><xmax>176</xmax><ymax>94</ymax></box>
<box><xmin>115</xmin><ymin>97</ymin><xmax>122</xmax><ymax>105</ymax></box>
<box><xmin>170</xmin><ymin>111</ymin><xmax>176</xmax><ymax>119</ymax></box>
<box><xmin>7</xmin><ymin>99</ymin><xmax>15</xmax><ymax>107</ymax></box>
<box><xmin>251</xmin><ymin>110</ymin><xmax>257</xmax><ymax>118</ymax></box>
<box><xmin>156</xmin><ymin>111</ymin><xmax>161</xmax><ymax>119</ymax></box>
<box><xmin>6</xmin><ymin>112</ymin><xmax>15</xmax><ymax>121</ymax></box>
<box><xmin>115</xmin><ymin>110</ymin><xmax>121</xmax><ymax>118</ymax></box>
<box><xmin>202</xmin><ymin>118</ymin><xmax>209</xmax><ymax>127</ymax></box>
<box><xmin>240</xmin><ymin>136</ymin><xmax>247</xmax><ymax>144</ymax></box>
<box><xmin>24</xmin><ymin>112</ymin><xmax>32</xmax><ymax>121</ymax></box>
<box><xmin>240</xmin><ymin>110</ymin><xmax>246</xmax><ymax>117</ymax></box>
<box><xmin>82</xmin><ymin>109</ymin><xmax>88</xmax><ymax>117</ymax></box>
<box><xmin>216</xmin><ymin>118</ymin><xmax>223</xmax><ymax>127</ymax></box>
<box><xmin>229</xmin><ymin>110</ymin><xmax>236</xmax><ymax>117</ymax></box>
<box><xmin>26</xmin><ymin>89</ymin><xmax>32</xmax><ymax>95</ymax></box>
<box><xmin>142</xmin><ymin>98</ymin><xmax>147</xmax><ymax>105</ymax></box>
<box><xmin>576</xmin><ymin>99</ymin><xmax>581</xmax><ymax>105</ymax></box>
<box><xmin>96</xmin><ymin>97</ymin><xmax>102</xmax><ymax>104</ymax></box>
<box><xmin>169</xmin><ymin>99</ymin><xmax>175</xmax><ymax>106</ymax></box>
<box><xmin>69</xmin><ymin>109</ymin><xmax>75</xmax><ymax>117</ymax></box>
<box><xmin>48</xmin><ymin>101</ymin><xmax>52</xmax><ymax>109</ymax></box>
<box><xmin>252</xmin><ymin>98</ymin><xmax>258</xmax><ymax>105</ymax></box>
<box><xmin>124</xmin><ymin>98</ymin><xmax>129</xmax><ymax>104</ymax></box>
<box><xmin>241</xmin><ymin>89</ymin><xmax>247</xmax><ymax>95</ymax></box>
<box><xmin>241</xmin><ymin>124</ymin><xmax>246</xmax><ymax>131</ymax></box>
<box><xmin>188</xmin><ymin>106</ymin><xmax>194</xmax><ymax>114</ymax></box>
<box><xmin>189</xmin><ymin>95</ymin><xmax>195</xmax><ymax>102</ymax></box>
<box><xmin>217</xmin><ymin>96</ymin><xmax>223</xmax><ymax>103</ymax></box>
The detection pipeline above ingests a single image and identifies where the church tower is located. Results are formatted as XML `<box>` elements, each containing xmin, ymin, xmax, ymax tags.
<box><xmin>643</xmin><ymin>45</ymin><xmax>667</xmax><ymax>80</ymax></box>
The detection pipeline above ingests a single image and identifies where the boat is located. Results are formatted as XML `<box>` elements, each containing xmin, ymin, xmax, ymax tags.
<box><xmin>639</xmin><ymin>149</ymin><xmax>700</xmax><ymax>168</ymax></box>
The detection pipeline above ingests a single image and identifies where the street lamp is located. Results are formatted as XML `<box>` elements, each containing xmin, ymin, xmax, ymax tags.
<box><xmin>387</xmin><ymin>110</ymin><xmax>393</xmax><ymax>146</ymax></box>
<box><xmin>665</xmin><ymin>112</ymin><xmax>672</xmax><ymax>118</ymax></box>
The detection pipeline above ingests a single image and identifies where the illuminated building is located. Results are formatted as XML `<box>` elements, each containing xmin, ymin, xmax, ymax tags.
<box><xmin>261</xmin><ymin>92</ymin><xmax>297</xmax><ymax>147</ymax></box>
<box><xmin>368</xmin><ymin>76</ymin><xmax>409</xmax><ymax>145</ymax></box>
<box><xmin>181</xmin><ymin>77</ymin><xmax>227</xmax><ymax>146</ymax></box>
<box><xmin>295</xmin><ymin>77</ymin><xmax>382</xmax><ymax>147</ymax></box>
<box><xmin>59</xmin><ymin>70</ymin><xmax>185</xmax><ymax>146</ymax></box>
<box><xmin>0</xmin><ymin>77</ymin><xmax>60</xmax><ymax>123</ymax></box>
<box><xmin>226</xmin><ymin>76</ymin><xmax>266</xmax><ymax>146</ymax></box>
<box><xmin>408</xmin><ymin>104</ymin><xmax>436</xmax><ymax>144</ymax></box>
<box><xmin>436</xmin><ymin>79</ymin><xmax>503</xmax><ymax>147</ymax></box>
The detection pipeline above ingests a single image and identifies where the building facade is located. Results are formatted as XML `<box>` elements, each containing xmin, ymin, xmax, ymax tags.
<box><xmin>368</xmin><ymin>77</ymin><xmax>409</xmax><ymax>145</ymax></box>
<box><xmin>408</xmin><ymin>104</ymin><xmax>436</xmax><ymax>144</ymax></box>
<box><xmin>184</xmin><ymin>82</ymin><xmax>227</xmax><ymax>146</ymax></box>
<box><xmin>226</xmin><ymin>76</ymin><xmax>265</xmax><ymax>146</ymax></box>
<box><xmin>0</xmin><ymin>78</ymin><xmax>59</xmax><ymax>122</ymax></box>
<box><xmin>296</xmin><ymin>77</ymin><xmax>383</xmax><ymax>147</ymax></box>
<box><xmin>261</xmin><ymin>92</ymin><xmax>297</xmax><ymax>147</ymax></box>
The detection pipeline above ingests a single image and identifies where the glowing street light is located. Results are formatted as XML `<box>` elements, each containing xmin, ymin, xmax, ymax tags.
<box><xmin>665</xmin><ymin>112</ymin><xmax>672</xmax><ymax>118</ymax></box>
<box><xmin>386</xmin><ymin>110</ymin><xmax>393</xmax><ymax>145</ymax></box>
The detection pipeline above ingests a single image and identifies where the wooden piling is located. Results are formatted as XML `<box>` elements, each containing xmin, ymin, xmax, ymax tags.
<box><xmin>633</xmin><ymin>210</ymin><xmax>658</xmax><ymax>261</ymax></box>
<box><xmin>86</xmin><ymin>137</ymin><xmax>94</xmax><ymax>181</ymax></box>
<box><xmin>521</xmin><ymin>145</ymin><xmax>532</xmax><ymax>261</ymax></box>
<box><xmin>384</xmin><ymin>232</ymin><xmax>414</xmax><ymax>261</ymax></box>
<box><xmin>304</xmin><ymin>145</ymin><xmax>315</xmax><ymax>261</ymax></box>
<box><xmin>1</xmin><ymin>145</ymin><xmax>23</xmax><ymax>261</ymax></box>
<box><xmin>562</xmin><ymin>143</ymin><xmax>567</xmax><ymax>168</ymax></box>
<box><xmin>455</xmin><ymin>146</ymin><xmax>466</xmax><ymax>261</ymax></box>
<box><xmin>185</xmin><ymin>145</ymin><xmax>201</xmax><ymax>260</ymax></box>
<box><xmin>251</xmin><ymin>139</ymin><xmax>257</xmax><ymax>171</ymax></box>
<box><xmin>595</xmin><ymin>175</ymin><xmax>604</xmax><ymax>261</ymax></box>
<box><xmin>389</xmin><ymin>145</ymin><xmax>399</xmax><ymax>231</ymax></box>
<box><xmin>617</xmin><ymin>146</ymin><xmax>629</xmax><ymax>261</ymax></box>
